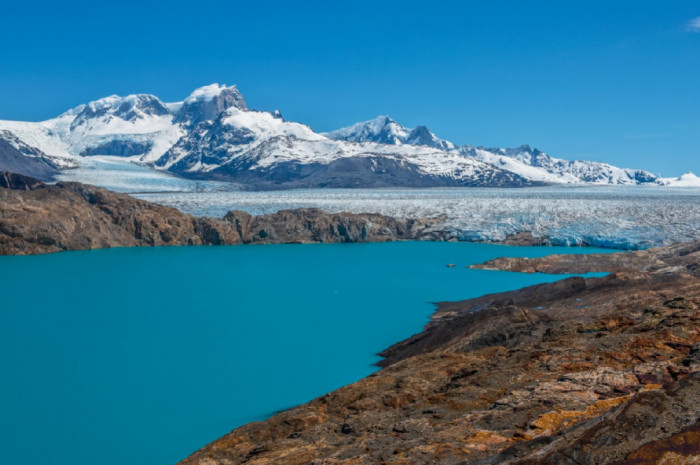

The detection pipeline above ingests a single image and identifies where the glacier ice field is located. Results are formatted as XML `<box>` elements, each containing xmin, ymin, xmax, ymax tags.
<box><xmin>138</xmin><ymin>187</ymin><xmax>700</xmax><ymax>250</ymax></box>
<box><xmin>57</xmin><ymin>157</ymin><xmax>700</xmax><ymax>250</ymax></box>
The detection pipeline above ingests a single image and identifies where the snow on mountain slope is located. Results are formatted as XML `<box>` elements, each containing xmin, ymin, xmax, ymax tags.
<box><xmin>462</xmin><ymin>144</ymin><xmax>663</xmax><ymax>185</ymax></box>
<box><xmin>0</xmin><ymin>117</ymin><xmax>75</xmax><ymax>160</ymax></box>
<box><xmin>174</xmin><ymin>84</ymin><xmax>248</xmax><ymax>126</ymax></box>
<box><xmin>155</xmin><ymin>107</ymin><xmax>526</xmax><ymax>188</ymax></box>
<box><xmin>325</xmin><ymin>116</ymin><xmax>456</xmax><ymax>151</ymax></box>
<box><xmin>0</xmin><ymin>93</ymin><xmax>183</xmax><ymax>166</ymax></box>
<box><xmin>0</xmin><ymin>83</ymin><xmax>680</xmax><ymax>190</ymax></box>
<box><xmin>0</xmin><ymin>129</ymin><xmax>76</xmax><ymax>180</ymax></box>
<box><xmin>461</xmin><ymin>146</ymin><xmax>575</xmax><ymax>183</ymax></box>
<box><xmin>325</xmin><ymin>116</ymin><xmax>410</xmax><ymax>145</ymax></box>
<box><xmin>664</xmin><ymin>172</ymin><xmax>700</xmax><ymax>187</ymax></box>
<box><xmin>327</xmin><ymin>118</ymin><xmax>663</xmax><ymax>186</ymax></box>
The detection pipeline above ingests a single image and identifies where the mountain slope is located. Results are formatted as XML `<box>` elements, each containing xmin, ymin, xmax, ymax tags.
<box><xmin>155</xmin><ymin>108</ymin><xmax>530</xmax><ymax>189</ymax></box>
<box><xmin>664</xmin><ymin>172</ymin><xmax>700</xmax><ymax>187</ymax></box>
<box><xmin>0</xmin><ymin>84</ymin><xmax>674</xmax><ymax>189</ymax></box>
<box><xmin>325</xmin><ymin>115</ymin><xmax>456</xmax><ymax>151</ymax></box>
<box><xmin>0</xmin><ymin>130</ymin><xmax>75</xmax><ymax>180</ymax></box>
<box><xmin>461</xmin><ymin>144</ymin><xmax>664</xmax><ymax>185</ymax></box>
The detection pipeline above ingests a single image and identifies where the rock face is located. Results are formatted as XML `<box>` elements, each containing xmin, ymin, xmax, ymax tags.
<box><xmin>0</xmin><ymin>172</ymin><xmax>45</xmax><ymax>190</ymax></box>
<box><xmin>469</xmin><ymin>241</ymin><xmax>700</xmax><ymax>275</ymax></box>
<box><xmin>178</xmin><ymin>242</ymin><xmax>700</xmax><ymax>465</ymax></box>
<box><xmin>0</xmin><ymin>174</ymin><xmax>445</xmax><ymax>255</ymax></box>
<box><xmin>0</xmin><ymin>130</ymin><xmax>62</xmax><ymax>181</ymax></box>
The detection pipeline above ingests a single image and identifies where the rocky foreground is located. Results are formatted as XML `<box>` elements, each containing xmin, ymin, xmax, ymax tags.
<box><xmin>0</xmin><ymin>172</ymin><xmax>445</xmax><ymax>255</ymax></box>
<box><xmin>179</xmin><ymin>241</ymin><xmax>700</xmax><ymax>465</ymax></box>
<box><xmin>2</xmin><ymin>171</ymin><xmax>699</xmax><ymax>463</ymax></box>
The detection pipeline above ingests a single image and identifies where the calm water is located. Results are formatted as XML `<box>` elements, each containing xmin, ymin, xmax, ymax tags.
<box><xmin>0</xmin><ymin>242</ymin><xmax>609</xmax><ymax>465</ymax></box>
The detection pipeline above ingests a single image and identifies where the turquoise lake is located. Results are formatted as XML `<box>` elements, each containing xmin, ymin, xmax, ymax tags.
<box><xmin>0</xmin><ymin>242</ymin><xmax>610</xmax><ymax>465</ymax></box>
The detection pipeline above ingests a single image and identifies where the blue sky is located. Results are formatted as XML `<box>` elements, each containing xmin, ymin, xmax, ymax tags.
<box><xmin>1</xmin><ymin>0</ymin><xmax>698</xmax><ymax>176</ymax></box>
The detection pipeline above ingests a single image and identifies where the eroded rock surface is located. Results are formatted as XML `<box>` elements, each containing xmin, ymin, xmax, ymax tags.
<box><xmin>0</xmin><ymin>172</ymin><xmax>45</xmax><ymax>191</ymax></box>
<box><xmin>179</xmin><ymin>243</ymin><xmax>700</xmax><ymax>465</ymax></box>
<box><xmin>0</xmin><ymin>175</ymin><xmax>445</xmax><ymax>255</ymax></box>
<box><xmin>469</xmin><ymin>241</ymin><xmax>700</xmax><ymax>275</ymax></box>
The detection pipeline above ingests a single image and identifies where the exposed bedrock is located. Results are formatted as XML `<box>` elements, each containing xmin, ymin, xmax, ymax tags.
<box><xmin>470</xmin><ymin>241</ymin><xmax>700</xmax><ymax>275</ymax></box>
<box><xmin>0</xmin><ymin>173</ymin><xmax>446</xmax><ymax>255</ymax></box>
<box><xmin>177</xmin><ymin>243</ymin><xmax>700</xmax><ymax>465</ymax></box>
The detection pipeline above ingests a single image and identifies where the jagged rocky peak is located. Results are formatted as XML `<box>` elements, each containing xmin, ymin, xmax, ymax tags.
<box><xmin>325</xmin><ymin>115</ymin><xmax>409</xmax><ymax>145</ymax></box>
<box><xmin>483</xmin><ymin>143</ymin><xmax>551</xmax><ymax>165</ymax></box>
<box><xmin>406</xmin><ymin>125</ymin><xmax>455</xmax><ymax>151</ymax></box>
<box><xmin>326</xmin><ymin>115</ymin><xmax>454</xmax><ymax>150</ymax></box>
<box><xmin>175</xmin><ymin>84</ymin><xmax>249</xmax><ymax>126</ymax></box>
<box><xmin>69</xmin><ymin>94</ymin><xmax>170</xmax><ymax>129</ymax></box>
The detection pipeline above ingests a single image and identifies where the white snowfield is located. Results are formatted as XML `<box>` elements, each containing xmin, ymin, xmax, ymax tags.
<box><xmin>663</xmin><ymin>172</ymin><xmax>700</xmax><ymax>187</ymax></box>
<box><xmin>135</xmin><ymin>186</ymin><xmax>700</xmax><ymax>250</ymax></box>
<box><xmin>0</xmin><ymin>83</ymin><xmax>691</xmax><ymax>187</ymax></box>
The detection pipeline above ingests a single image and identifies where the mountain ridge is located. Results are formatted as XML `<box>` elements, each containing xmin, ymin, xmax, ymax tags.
<box><xmin>0</xmin><ymin>84</ymin><xmax>677</xmax><ymax>189</ymax></box>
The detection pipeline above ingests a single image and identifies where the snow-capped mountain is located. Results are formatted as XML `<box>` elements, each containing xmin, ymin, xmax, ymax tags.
<box><xmin>663</xmin><ymin>172</ymin><xmax>700</xmax><ymax>187</ymax></box>
<box><xmin>325</xmin><ymin>116</ymin><xmax>456</xmax><ymax>151</ymax></box>
<box><xmin>155</xmin><ymin>107</ymin><xmax>525</xmax><ymax>188</ymax></box>
<box><xmin>0</xmin><ymin>130</ymin><xmax>75</xmax><ymax>180</ymax></box>
<box><xmin>0</xmin><ymin>83</ymin><xmax>679</xmax><ymax>189</ymax></box>
<box><xmin>460</xmin><ymin>145</ymin><xmax>663</xmax><ymax>185</ymax></box>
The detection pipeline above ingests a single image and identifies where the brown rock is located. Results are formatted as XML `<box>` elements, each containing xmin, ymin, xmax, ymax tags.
<box><xmin>0</xmin><ymin>180</ymin><xmax>445</xmax><ymax>255</ymax></box>
<box><xmin>178</xmin><ymin>242</ymin><xmax>700</xmax><ymax>465</ymax></box>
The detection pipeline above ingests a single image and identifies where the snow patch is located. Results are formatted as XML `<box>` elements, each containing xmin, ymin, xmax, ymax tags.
<box><xmin>664</xmin><ymin>172</ymin><xmax>700</xmax><ymax>187</ymax></box>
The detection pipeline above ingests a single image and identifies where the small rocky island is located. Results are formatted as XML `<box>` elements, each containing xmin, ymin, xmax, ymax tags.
<box><xmin>1</xmin><ymin>171</ymin><xmax>698</xmax><ymax>464</ymax></box>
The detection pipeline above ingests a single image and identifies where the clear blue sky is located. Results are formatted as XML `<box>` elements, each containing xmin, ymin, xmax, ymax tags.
<box><xmin>1</xmin><ymin>0</ymin><xmax>698</xmax><ymax>176</ymax></box>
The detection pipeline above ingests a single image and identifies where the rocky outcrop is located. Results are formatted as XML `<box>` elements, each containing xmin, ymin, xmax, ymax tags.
<box><xmin>0</xmin><ymin>130</ymin><xmax>62</xmax><ymax>181</ymax></box>
<box><xmin>470</xmin><ymin>241</ymin><xmax>700</xmax><ymax>275</ymax></box>
<box><xmin>0</xmin><ymin>172</ymin><xmax>45</xmax><ymax>190</ymax></box>
<box><xmin>0</xmin><ymin>175</ymin><xmax>445</xmax><ymax>255</ymax></box>
<box><xmin>79</xmin><ymin>139</ymin><xmax>153</xmax><ymax>157</ymax></box>
<box><xmin>178</xmin><ymin>242</ymin><xmax>700</xmax><ymax>465</ymax></box>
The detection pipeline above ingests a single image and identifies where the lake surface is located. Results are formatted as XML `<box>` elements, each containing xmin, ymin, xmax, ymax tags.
<box><xmin>0</xmin><ymin>242</ymin><xmax>610</xmax><ymax>465</ymax></box>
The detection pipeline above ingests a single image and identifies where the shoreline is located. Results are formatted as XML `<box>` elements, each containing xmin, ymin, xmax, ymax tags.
<box><xmin>177</xmin><ymin>240</ymin><xmax>700</xmax><ymax>465</ymax></box>
<box><xmin>3</xmin><ymin>171</ymin><xmax>700</xmax><ymax>462</ymax></box>
<box><xmin>0</xmin><ymin>172</ymin><xmax>620</xmax><ymax>256</ymax></box>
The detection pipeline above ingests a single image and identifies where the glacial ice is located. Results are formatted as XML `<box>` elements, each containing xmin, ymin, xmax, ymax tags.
<box><xmin>134</xmin><ymin>185</ymin><xmax>700</xmax><ymax>250</ymax></box>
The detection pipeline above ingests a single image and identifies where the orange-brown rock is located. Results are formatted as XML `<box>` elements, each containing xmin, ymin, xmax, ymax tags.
<box><xmin>469</xmin><ymin>241</ymin><xmax>700</xmax><ymax>275</ymax></box>
<box><xmin>0</xmin><ymin>177</ymin><xmax>445</xmax><ymax>255</ymax></box>
<box><xmin>178</xmin><ymin>242</ymin><xmax>700</xmax><ymax>465</ymax></box>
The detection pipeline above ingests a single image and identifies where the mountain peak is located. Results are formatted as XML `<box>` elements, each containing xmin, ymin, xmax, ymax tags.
<box><xmin>665</xmin><ymin>171</ymin><xmax>700</xmax><ymax>187</ymax></box>
<box><xmin>175</xmin><ymin>84</ymin><xmax>248</xmax><ymax>125</ymax></box>
<box><xmin>183</xmin><ymin>84</ymin><xmax>240</xmax><ymax>104</ymax></box>
<box><xmin>325</xmin><ymin>116</ymin><xmax>456</xmax><ymax>150</ymax></box>
<box><xmin>67</xmin><ymin>93</ymin><xmax>170</xmax><ymax>130</ymax></box>
<box><xmin>324</xmin><ymin>115</ymin><xmax>408</xmax><ymax>145</ymax></box>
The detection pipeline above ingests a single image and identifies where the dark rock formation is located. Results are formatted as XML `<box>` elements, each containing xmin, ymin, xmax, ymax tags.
<box><xmin>0</xmin><ymin>130</ymin><xmax>61</xmax><ymax>181</ymax></box>
<box><xmin>470</xmin><ymin>240</ymin><xmax>700</xmax><ymax>275</ymax></box>
<box><xmin>178</xmin><ymin>242</ymin><xmax>700</xmax><ymax>465</ymax></box>
<box><xmin>0</xmin><ymin>177</ymin><xmax>445</xmax><ymax>255</ymax></box>
<box><xmin>0</xmin><ymin>172</ymin><xmax>45</xmax><ymax>190</ymax></box>
<box><xmin>79</xmin><ymin>139</ymin><xmax>153</xmax><ymax>157</ymax></box>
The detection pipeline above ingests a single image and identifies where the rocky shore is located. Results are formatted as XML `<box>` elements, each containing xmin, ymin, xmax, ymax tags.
<box><xmin>3</xmin><ymin>171</ymin><xmax>699</xmax><ymax>463</ymax></box>
<box><xmin>178</xmin><ymin>241</ymin><xmax>700</xmax><ymax>465</ymax></box>
<box><xmin>0</xmin><ymin>173</ymin><xmax>446</xmax><ymax>255</ymax></box>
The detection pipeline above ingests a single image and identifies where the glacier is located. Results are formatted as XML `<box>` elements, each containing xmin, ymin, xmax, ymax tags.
<box><xmin>1</xmin><ymin>83</ymin><xmax>698</xmax><ymax>250</ymax></box>
<box><xmin>134</xmin><ymin>185</ymin><xmax>700</xmax><ymax>250</ymax></box>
